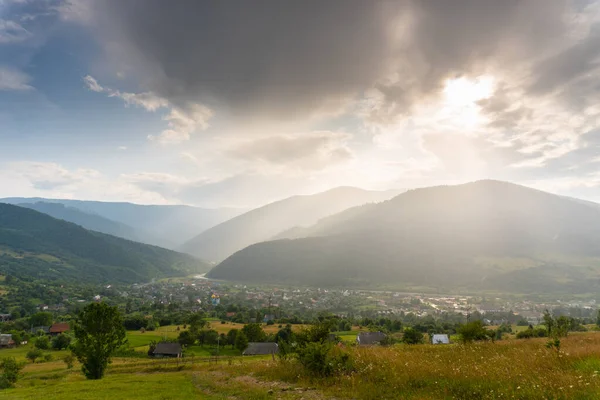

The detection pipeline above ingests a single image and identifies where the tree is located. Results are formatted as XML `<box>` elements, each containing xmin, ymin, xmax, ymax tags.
<box><xmin>187</xmin><ymin>312</ymin><xmax>208</xmax><ymax>337</ymax></box>
<box><xmin>52</xmin><ymin>334</ymin><xmax>72</xmax><ymax>350</ymax></box>
<box><xmin>241</xmin><ymin>323</ymin><xmax>267</xmax><ymax>342</ymax></box>
<box><xmin>0</xmin><ymin>357</ymin><xmax>22</xmax><ymax>389</ymax></box>
<box><xmin>71</xmin><ymin>302</ymin><xmax>126</xmax><ymax>380</ymax></box>
<box><xmin>177</xmin><ymin>330</ymin><xmax>195</xmax><ymax>346</ymax></box>
<box><xmin>34</xmin><ymin>335</ymin><xmax>50</xmax><ymax>350</ymax></box>
<box><xmin>26</xmin><ymin>348</ymin><xmax>43</xmax><ymax>363</ymax></box>
<box><xmin>226</xmin><ymin>329</ymin><xmax>238</xmax><ymax>348</ymax></box>
<box><xmin>234</xmin><ymin>331</ymin><xmax>249</xmax><ymax>354</ymax></box>
<box><xmin>457</xmin><ymin>321</ymin><xmax>492</xmax><ymax>344</ymax></box>
<box><xmin>29</xmin><ymin>312</ymin><xmax>53</xmax><ymax>328</ymax></box>
<box><xmin>402</xmin><ymin>327</ymin><xmax>424</xmax><ymax>344</ymax></box>
<box><xmin>596</xmin><ymin>309</ymin><xmax>600</xmax><ymax>328</ymax></box>
<box><xmin>197</xmin><ymin>329</ymin><xmax>219</xmax><ymax>346</ymax></box>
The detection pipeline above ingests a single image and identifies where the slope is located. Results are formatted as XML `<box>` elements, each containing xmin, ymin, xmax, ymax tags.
<box><xmin>180</xmin><ymin>187</ymin><xmax>400</xmax><ymax>261</ymax></box>
<box><xmin>17</xmin><ymin>201</ymin><xmax>138</xmax><ymax>241</ymax></box>
<box><xmin>0</xmin><ymin>203</ymin><xmax>209</xmax><ymax>283</ymax></box>
<box><xmin>207</xmin><ymin>180</ymin><xmax>600</xmax><ymax>293</ymax></box>
<box><xmin>0</xmin><ymin>198</ymin><xmax>244</xmax><ymax>249</ymax></box>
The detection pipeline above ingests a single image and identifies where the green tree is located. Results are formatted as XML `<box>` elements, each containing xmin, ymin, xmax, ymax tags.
<box><xmin>26</xmin><ymin>348</ymin><xmax>43</xmax><ymax>363</ymax></box>
<box><xmin>0</xmin><ymin>357</ymin><xmax>22</xmax><ymax>389</ymax></box>
<box><xmin>29</xmin><ymin>312</ymin><xmax>53</xmax><ymax>327</ymax></box>
<box><xmin>234</xmin><ymin>331</ymin><xmax>249</xmax><ymax>354</ymax></box>
<box><xmin>402</xmin><ymin>327</ymin><xmax>424</xmax><ymax>344</ymax></box>
<box><xmin>187</xmin><ymin>312</ymin><xmax>208</xmax><ymax>337</ymax></box>
<box><xmin>177</xmin><ymin>330</ymin><xmax>195</xmax><ymax>346</ymax></box>
<box><xmin>52</xmin><ymin>333</ymin><xmax>72</xmax><ymax>350</ymax></box>
<box><xmin>226</xmin><ymin>329</ymin><xmax>238</xmax><ymax>348</ymax></box>
<box><xmin>197</xmin><ymin>329</ymin><xmax>219</xmax><ymax>346</ymax></box>
<box><xmin>241</xmin><ymin>323</ymin><xmax>267</xmax><ymax>342</ymax></box>
<box><xmin>596</xmin><ymin>309</ymin><xmax>600</xmax><ymax>328</ymax></box>
<box><xmin>457</xmin><ymin>321</ymin><xmax>492</xmax><ymax>344</ymax></box>
<box><xmin>71</xmin><ymin>302</ymin><xmax>126</xmax><ymax>380</ymax></box>
<box><xmin>34</xmin><ymin>335</ymin><xmax>50</xmax><ymax>350</ymax></box>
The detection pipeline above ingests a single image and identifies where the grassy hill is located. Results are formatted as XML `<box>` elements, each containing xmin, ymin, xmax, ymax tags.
<box><xmin>1</xmin><ymin>198</ymin><xmax>244</xmax><ymax>249</ymax></box>
<box><xmin>208</xmin><ymin>180</ymin><xmax>600</xmax><ymax>293</ymax></box>
<box><xmin>180</xmin><ymin>187</ymin><xmax>400</xmax><ymax>262</ymax></box>
<box><xmin>0</xmin><ymin>203</ymin><xmax>209</xmax><ymax>283</ymax></box>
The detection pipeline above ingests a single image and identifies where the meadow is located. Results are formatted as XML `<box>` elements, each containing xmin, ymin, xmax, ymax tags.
<box><xmin>0</xmin><ymin>331</ymin><xmax>599</xmax><ymax>399</ymax></box>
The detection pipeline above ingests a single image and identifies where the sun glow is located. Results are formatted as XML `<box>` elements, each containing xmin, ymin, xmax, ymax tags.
<box><xmin>440</xmin><ymin>76</ymin><xmax>495</xmax><ymax>128</ymax></box>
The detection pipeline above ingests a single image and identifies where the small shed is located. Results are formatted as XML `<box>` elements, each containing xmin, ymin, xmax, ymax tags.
<box><xmin>357</xmin><ymin>331</ymin><xmax>387</xmax><ymax>345</ymax></box>
<box><xmin>49</xmin><ymin>322</ymin><xmax>70</xmax><ymax>336</ymax></box>
<box><xmin>431</xmin><ymin>334</ymin><xmax>450</xmax><ymax>344</ymax></box>
<box><xmin>243</xmin><ymin>342</ymin><xmax>279</xmax><ymax>356</ymax></box>
<box><xmin>152</xmin><ymin>342</ymin><xmax>182</xmax><ymax>358</ymax></box>
<box><xmin>0</xmin><ymin>334</ymin><xmax>15</xmax><ymax>348</ymax></box>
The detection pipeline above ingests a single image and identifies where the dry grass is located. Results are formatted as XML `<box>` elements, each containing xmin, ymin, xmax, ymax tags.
<box><xmin>256</xmin><ymin>332</ymin><xmax>600</xmax><ymax>399</ymax></box>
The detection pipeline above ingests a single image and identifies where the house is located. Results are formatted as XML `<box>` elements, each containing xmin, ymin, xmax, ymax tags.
<box><xmin>0</xmin><ymin>314</ymin><xmax>11</xmax><ymax>322</ymax></box>
<box><xmin>356</xmin><ymin>331</ymin><xmax>387</xmax><ymax>346</ymax></box>
<box><xmin>431</xmin><ymin>334</ymin><xmax>450</xmax><ymax>344</ymax></box>
<box><xmin>152</xmin><ymin>342</ymin><xmax>182</xmax><ymax>358</ymax></box>
<box><xmin>263</xmin><ymin>314</ymin><xmax>275</xmax><ymax>323</ymax></box>
<box><xmin>49</xmin><ymin>322</ymin><xmax>70</xmax><ymax>336</ymax></box>
<box><xmin>0</xmin><ymin>334</ymin><xmax>15</xmax><ymax>348</ymax></box>
<box><xmin>243</xmin><ymin>342</ymin><xmax>279</xmax><ymax>356</ymax></box>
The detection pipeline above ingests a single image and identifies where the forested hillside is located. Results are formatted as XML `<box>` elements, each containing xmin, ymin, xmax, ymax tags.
<box><xmin>208</xmin><ymin>181</ymin><xmax>600</xmax><ymax>293</ymax></box>
<box><xmin>0</xmin><ymin>203</ymin><xmax>209</xmax><ymax>283</ymax></box>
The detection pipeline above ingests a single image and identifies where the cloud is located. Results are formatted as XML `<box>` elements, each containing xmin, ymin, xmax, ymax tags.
<box><xmin>0</xmin><ymin>66</ymin><xmax>32</xmax><ymax>90</ymax></box>
<box><xmin>83</xmin><ymin>75</ymin><xmax>212</xmax><ymax>144</ymax></box>
<box><xmin>0</xmin><ymin>19</ymin><xmax>31</xmax><ymax>43</ymax></box>
<box><xmin>226</xmin><ymin>131</ymin><xmax>353</xmax><ymax>172</ymax></box>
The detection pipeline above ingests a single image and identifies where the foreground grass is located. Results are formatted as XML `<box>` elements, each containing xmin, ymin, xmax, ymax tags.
<box><xmin>3</xmin><ymin>332</ymin><xmax>600</xmax><ymax>399</ymax></box>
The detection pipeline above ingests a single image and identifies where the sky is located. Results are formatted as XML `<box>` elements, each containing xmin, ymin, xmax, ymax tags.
<box><xmin>1</xmin><ymin>0</ymin><xmax>600</xmax><ymax>208</ymax></box>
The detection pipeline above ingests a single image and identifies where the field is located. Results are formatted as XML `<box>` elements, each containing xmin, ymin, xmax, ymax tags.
<box><xmin>1</xmin><ymin>332</ymin><xmax>600</xmax><ymax>399</ymax></box>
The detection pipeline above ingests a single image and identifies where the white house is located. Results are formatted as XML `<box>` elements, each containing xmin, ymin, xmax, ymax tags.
<box><xmin>431</xmin><ymin>334</ymin><xmax>450</xmax><ymax>344</ymax></box>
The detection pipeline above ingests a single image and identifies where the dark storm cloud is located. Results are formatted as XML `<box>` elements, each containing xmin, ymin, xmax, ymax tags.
<box><xmin>75</xmin><ymin>0</ymin><xmax>573</xmax><ymax>122</ymax></box>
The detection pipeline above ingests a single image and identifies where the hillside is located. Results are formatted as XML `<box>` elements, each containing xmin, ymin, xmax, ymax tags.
<box><xmin>0</xmin><ymin>198</ymin><xmax>244</xmax><ymax>249</ymax></box>
<box><xmin>208</xmin><ymin>180</ymin><xmax>600</xmax><ymax>293</ymax></box>
<box><xmin>16</xmin><ymin>201</ymin><xmax>138</xmax><ymax>241</ymax></box>
<box><xmin>180</xmin><ymin>187</ymin><xmax>400</xmax><ymax>261</ymax></box>
<box><xmin>0</xmin><ymin>203</ymin><xmax>209</xmax><ymax>283</ymax></box>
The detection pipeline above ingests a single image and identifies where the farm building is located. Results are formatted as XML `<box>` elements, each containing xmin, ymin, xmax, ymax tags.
<box><xmin>431</xmin><ymin>334</ymin><xmax>450</xmax><ymax>344</ymax></box>
<box><xmin>357</xmin><ymin>331</ymin><xmax>387</xmax><ymax>345</ymax></box>
<box><xmin>243</xmin><ymin>342</ymin><xmax>279</xmax><ymax>356</ymax></box>
<box><xmin>152</xmin><ymin>342</ymin><xmax>182</xmax><ymax>358</ymax></box>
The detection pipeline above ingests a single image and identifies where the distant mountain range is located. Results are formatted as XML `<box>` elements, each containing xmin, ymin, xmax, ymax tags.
<box><xmin>0</xmin><ymin>198</ymin><xmax>244</xmax><ymax>249</ymax></box>
<box><xmin>207</xmin><ymin>181</ymin><xmax>600</xmax><ymax>293</ymax></box>
<box><xmin>0</xmin><ymin>203</ymin><xmax>209</xmax><ymax>283</ymax></box>
<box><xmin>180</xmin><ymin>187</ymin><xmax>401</xmax><ymax>262</ymax></box>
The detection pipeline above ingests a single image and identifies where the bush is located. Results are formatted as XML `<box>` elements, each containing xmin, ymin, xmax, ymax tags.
<box><xmin>35</xmin><ymin>335</ymin><xmax>50</xmax><ymax>350</ymax></box>
<box><xmin>402</xmin><ymin>327</ymin><xmax>424</xmax><ymax>344</ymax></box>
<box><xmin>0</xmin><ymin>357</ymin><xmax>22</xmax><ymax>388</ymax></box>
<box><xmin>52</xmin><ymin>334</ymin><xmax>72</xmax><ymax>350</ymax></box>
<box><xmin>63</xmin><ymin>354</ymin><xmax>75</xmax><ymax>369</ymax></box>
<box><xmin>26</xmin><ymin>348</ymin><xmax>43</xmax><ymax>363</ymax></box>
<box><xmin>297</xmin><ymin>342</ymin><xmax>354</xmax><ymax>377</ymax></box>
<box><xmin>43</xmin><ymin>353</ymin><xmax>53</xmax><ymax>362</ymax></box>
<box><xmin>457</xmin><ymin>321</ymin><xmax>493</xmax><ymax>344</ymax></box>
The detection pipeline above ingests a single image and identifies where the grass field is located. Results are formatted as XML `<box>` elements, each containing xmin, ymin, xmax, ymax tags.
<box><xmin>3</xmin><ymin>331</ymin><xmax>600</xmax><ymax>399</ymax></box>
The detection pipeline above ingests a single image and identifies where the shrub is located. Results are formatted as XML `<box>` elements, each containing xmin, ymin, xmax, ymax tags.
<box><xmin>402</xmin><ymin>327</ymin><xmax>424</xmax><ymax>344</ymax></box>
<box><xmin>457</xmin><ymin>321</ymin><xmax>493</xmax><ymax>344</ymax></box>
<box><xmin>63</xmin><ymin>354</ymin><xmax>75</xmax><ymax>369</ymax></box>
<box><xmin>52</xmin><ymin>333</ymin><xmax>72</xmax><ymax>350</ymax></box>
<box><xmin>297</xmin><ymin>342</ymin><xmax>354</xmax><ymax>377</ymax></box>
<box><xmin>0</xmin><ymin>357</ymin><xmax>22</xmax><ymax>388</ymax></box>
<box><xmin>26</xmin><ymin>348</ymin><xmax>43</xmax><ymax>363</ymax></box>
<box><xmin>43</xmin><ymin>353</ymin><xmax>53</xmax><ymax>362</ymax></box>
<box><xmin>35</xmin><ymin>335</ymin><xmax>50</xmax><ymax>350</ymax></box>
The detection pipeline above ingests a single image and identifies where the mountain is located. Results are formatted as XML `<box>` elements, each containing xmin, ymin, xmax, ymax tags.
<box><xmin>16</xmin><ymin>202</ymin><xmax>138</xmax><ymax>241</ymax></box>
<box><xmin>207</xmin><ymin>181</ymin><xmax>600</xmax><ymax>293</ymax></box>
<box><xmin>180</xmin><ymin>187</ymin><xmax>401</xmax><ymax>262</ymax></box>
<box><xmin>0</xmin><ymin>203</ymin><xmax>209</xmax><ymax>283</ymax></box>
<box><xmin>0</xmin><ymin>198</ymin><xmax>244</xmax><ymax>249</ymax></box>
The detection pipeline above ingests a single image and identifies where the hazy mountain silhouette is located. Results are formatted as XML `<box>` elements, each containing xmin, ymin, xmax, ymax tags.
<box><xmin>0</xmin><ymin>203</ymin><xmax>209</xmax><ymax>283</ymax></box>
<box><xmin>0</xmin><ymin>198</ymin><xmax>244</xmax><ymax>249</ymax></box>
<box><xmin>208</xmin><ymin>181</ymin><xmax>600</xmax><ymax>293</ymax></box>
<box><xmin>17</xmin><ymin>202</ymin><xmax>138</xmax><ymax>241</ymax></box>
<box><xmin>180</xmin><ymin>187</ymin><xmax>401</xmax><ymax>261</ymax></box>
